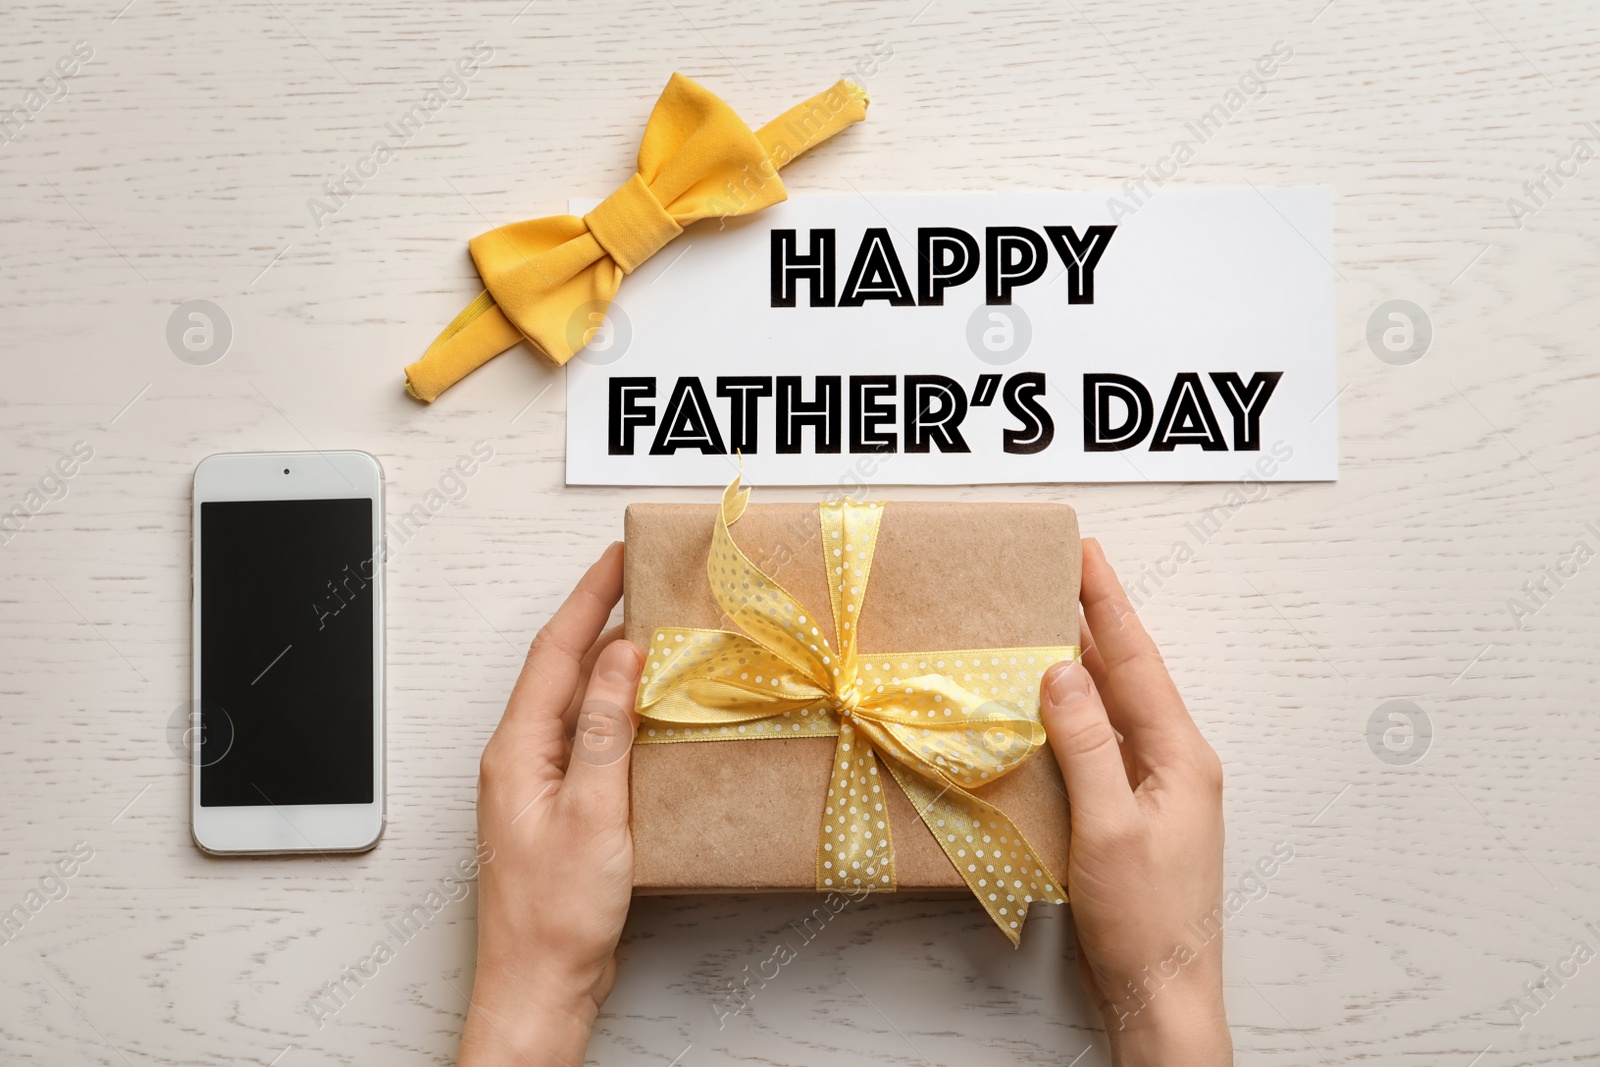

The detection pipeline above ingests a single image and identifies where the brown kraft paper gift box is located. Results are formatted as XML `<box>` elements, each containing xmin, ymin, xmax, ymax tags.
<box><xmin>624</xmin><ymin>497</ymin><xmax>1080</xmax><ymax>893</ymax></box>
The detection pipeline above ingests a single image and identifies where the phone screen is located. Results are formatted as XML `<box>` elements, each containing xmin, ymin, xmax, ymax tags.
<box><xmin>200</xmin><ymin>498</ymin><xmax>374</xmax><ymax>807</ymax></box>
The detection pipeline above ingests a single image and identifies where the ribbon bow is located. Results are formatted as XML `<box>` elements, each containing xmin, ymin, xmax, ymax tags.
<box><xmin>404</xmin><ymin>74</ymin><xmax>869</xmax><ymax>402</ymax></box>
<box><xmin>635</xmin><ymin>478</ymin><xmax>1077</xmax><ymax>944</ymax></box>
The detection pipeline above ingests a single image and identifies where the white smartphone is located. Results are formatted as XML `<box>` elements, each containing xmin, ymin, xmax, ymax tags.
<box><xmin>191</xmin><ymin>450</ymin><xmax>385</xmax><ymax>854</ymax></box>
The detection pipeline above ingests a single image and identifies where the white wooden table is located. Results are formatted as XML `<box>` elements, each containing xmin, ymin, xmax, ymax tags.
<box><xmin>4</xmin><ymin>0</ymin><xmax>1599</xmax><ymax>1063</ymax></box>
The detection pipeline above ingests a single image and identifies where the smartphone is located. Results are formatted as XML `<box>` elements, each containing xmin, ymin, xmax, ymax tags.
<box><xmin>190</xmin><ymin>450</ymin><xmax>385</xmax><ymax>854</ymax></box>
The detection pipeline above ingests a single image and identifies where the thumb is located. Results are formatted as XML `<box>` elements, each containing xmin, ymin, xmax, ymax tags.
<box><xmin>1040</xmin><ymin>660</ymin><xmax>1138</xmax><ymax>831</ymax></box>
<box><xmin>562</xmin><ymin>639</ymin><xmax>644</xmax><ymax>812</ymax></box>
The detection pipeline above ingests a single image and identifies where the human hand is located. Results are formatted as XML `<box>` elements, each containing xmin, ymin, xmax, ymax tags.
<box><xmin>1039</xmin><ymin>538</ymin><xmax>1231</xmax><ymax>1066</ymax></box>
<box><xmin>457</xmin><ymin>543</ymin><xmax>644</xmax><ymax>1067</ymax></box>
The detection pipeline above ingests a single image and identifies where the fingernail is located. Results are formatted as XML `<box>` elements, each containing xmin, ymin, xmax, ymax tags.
<box><xmin>1045</xmin><ymin>661</ymin><xmax>1091</xmax><ymax>705</ymax></box>
<box><xmin>599</xmin><ymin>640</ymin><xmax>643</xmax><ymax>684</ymax></box>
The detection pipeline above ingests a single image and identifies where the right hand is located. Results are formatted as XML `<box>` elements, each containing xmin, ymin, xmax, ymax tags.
<box><xmin>1039</xmin><ymin>538</ymin><xmax>1232</xmax><ymax>1066</ymax></box>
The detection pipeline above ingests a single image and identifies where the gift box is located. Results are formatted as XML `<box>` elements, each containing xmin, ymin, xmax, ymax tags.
<box><xmin>624</xmin><ymin>482</ymin><xmax>1080</xmax><ymax>940</ymax></box>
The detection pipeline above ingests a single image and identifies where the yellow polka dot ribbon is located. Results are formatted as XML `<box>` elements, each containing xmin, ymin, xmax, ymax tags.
<box><xmin>635</xmin><ymin>477</ymin><xmax>1078</xmax><ymax>944</ymax></box>
<box><xmin>404</xmin><ymin>74</ymin><xmax>870</xmax><ymax>403</ymax></box>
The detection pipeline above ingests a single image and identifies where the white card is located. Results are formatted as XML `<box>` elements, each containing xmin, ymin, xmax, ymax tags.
<box><xmin>564</xmin><ymin>191</ymin><xmax>1336</xmax><ymax>486</ymax></box>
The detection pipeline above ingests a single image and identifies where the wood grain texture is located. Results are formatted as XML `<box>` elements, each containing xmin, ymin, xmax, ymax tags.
<box><xmin>3</xmin><ymin>0</ymin><xmax>1599</xmax><ymax>1063</ymax></box>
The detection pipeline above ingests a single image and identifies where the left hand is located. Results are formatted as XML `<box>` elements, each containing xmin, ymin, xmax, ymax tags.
<box><xmin>457</xmin><ymin>543</ymin><xmax>644</xmax><ymax>1067</ymax></box>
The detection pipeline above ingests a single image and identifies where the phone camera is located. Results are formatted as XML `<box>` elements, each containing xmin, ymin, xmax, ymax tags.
<box><xmin>283</xmin><ymin>468</ymin><xmax>290</xmax><ymax>474</ymax></box>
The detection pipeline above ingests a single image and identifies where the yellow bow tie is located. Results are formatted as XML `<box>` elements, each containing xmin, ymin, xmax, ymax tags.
<box><xmin>404</xmin><ymin>74</ymin><xmax>869</xmax><ymax>403</ymax></box>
